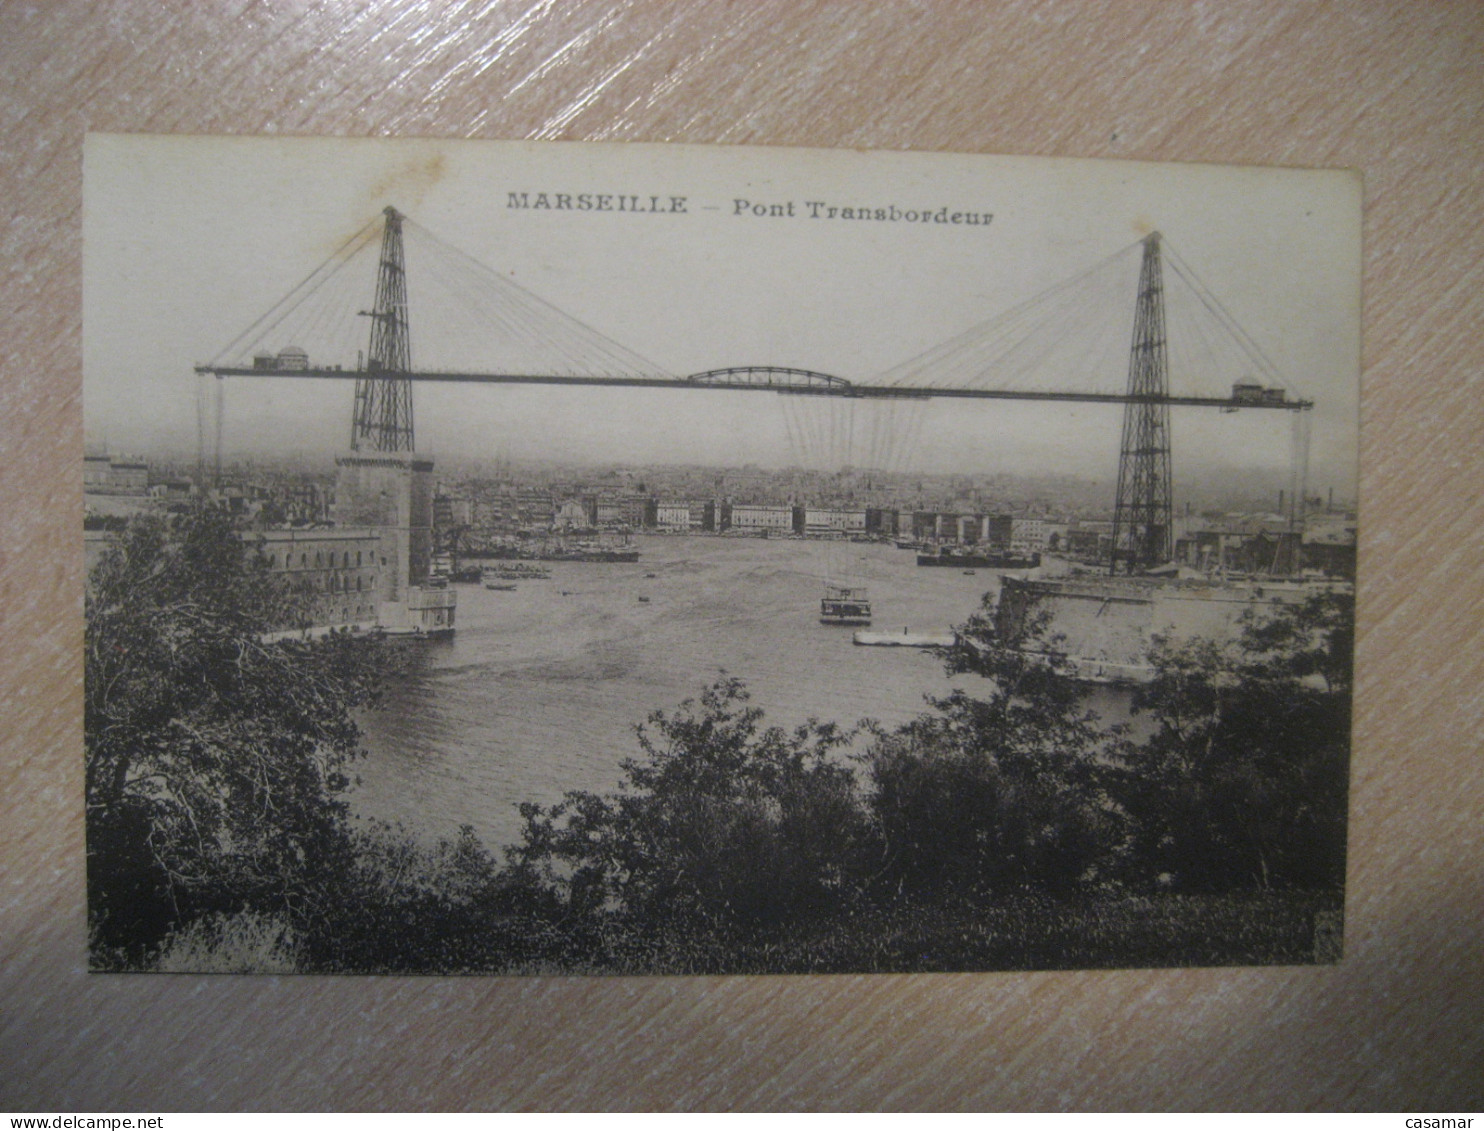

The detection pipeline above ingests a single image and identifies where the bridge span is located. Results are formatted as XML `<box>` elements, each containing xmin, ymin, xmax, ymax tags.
<box><xmin>196</xmin><ymin>364</ymin><xmax>1312</xmax><ymax>411</ymax></box>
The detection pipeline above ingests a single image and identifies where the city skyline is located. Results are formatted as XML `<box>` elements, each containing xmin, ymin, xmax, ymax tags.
<box><xmin>98</xmin><ymin>442</ymin><xmax>1350</xmax><ymax>520</ymax></box>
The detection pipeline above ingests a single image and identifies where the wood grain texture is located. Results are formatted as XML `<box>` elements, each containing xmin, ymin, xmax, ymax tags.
<box><xmin>2</xmin><ymin>0</ymin><xmax>1480</xmax><ymax>1111</ymax></box>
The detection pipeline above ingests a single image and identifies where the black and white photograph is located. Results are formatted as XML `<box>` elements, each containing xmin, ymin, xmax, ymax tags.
<box><xmin>83</xmin><ymin>133</ymin><xmax>1360</xmax><ymax>975</ymax></box>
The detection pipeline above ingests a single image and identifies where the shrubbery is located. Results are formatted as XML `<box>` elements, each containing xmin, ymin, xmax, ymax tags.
<box><xmin>1112</xmin><ymin>592</ymin><xmax>1352</xmax><ymax>893</ymax></box>
<box><xmin>510</xmin><ymin>681</ymin><xmax>868</xmax><ymax>941</ymax></box>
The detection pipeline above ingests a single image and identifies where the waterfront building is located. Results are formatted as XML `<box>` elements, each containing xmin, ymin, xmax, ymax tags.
<box><xmin>593</xmin><ymin>499</ymin><xmax>625</xmax><ymax>527</ymax></box>
<box><xmin>1301</xmin><ymin>519</ymin><xmax>1358</xmax><ymax>579</ymax></box>
<box><xmin>84</xmin><ymin>449</ymin><xmax>110</xmax><ymax>489</ymax></box>
<box><xmin>727</xmin><ymin>504</ymin><xmax>794</xmax><ymax>533</ymax></box>
<box><xmin>803</xmin><ymin>507</ymin><xmax>868</xmax><ymax>536</ymax></box>
<box><xmin>984</xmin><ymin>514</ymin><xmax>1016</xmax><ymax>548</ymax></box>
<box><xmin>83</xmin><ymin>446</ymin><xmax>151</xmax><ymax>496</ymax></box>
<box><xmin>256</xmin><ymin>527</ymin><xmax>385</xmax><ymax>634</ymax></box>
<box><xmin>865</xmin><ymin>507</ymin><xmax>899</xmax><ymax>537</ymax></box>
<box><xmin>689</xmin><ymin>500</ymin><xmax>717</xmax><ymax>532</ymax></box>
<box><xmin>85</xmin><ymin>524</ymin><xmax>393</xmax><ymax>637</ymax></box>
<box><xmin>617</xmin><ymin>495</ymin><xmax>654</xmax><ymax>528</ymax></box>
<box><xmin>334</xmin><ymin>452</ymin><xmax>454</xmax><ymax>636</ymax></box>
<box><xmin>516</xmin><ymin>489</ymin><xmax>556</xmax><ymax>529</ymax></box>
<box><xmin>84</xmin><ymin>451</ymin><xmax>456</xmax><ymax>638</ymax></box>
<box><xmin>1065</xmin><ymin>520</ymin><xmax>1113</xmax><ymax>562</ymax></box>
<box><xmin>555</xmin><ymin>498</ymin><xmax>589</xmax><ymax>527</ymax></box>
<box><xmin>1170</xmin><ymin>514</ymin><xmax>1354</xmax><ymax>579</ymax></box>
<box><xmin>656</xmin><ymin>502</ymin><xmax>691</xmax><ymax>531</ymax></box>
<box><xmin>472</xmin><ymin>491</ymin><xmax>513</xmax><ymax>531</ymax></box>
<box><xmin>1011</xmin><ymin>517</ymin><xmax>1049</xmax><ymax>552</ymax></box>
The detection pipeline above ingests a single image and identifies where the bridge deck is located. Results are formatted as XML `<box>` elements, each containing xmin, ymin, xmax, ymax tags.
<box><xmin>197</xmin><ymin>366</ymin><xmax>1313</xmax><ymax>410</ymax></box>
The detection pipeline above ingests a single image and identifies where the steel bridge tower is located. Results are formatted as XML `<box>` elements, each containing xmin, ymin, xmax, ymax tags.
<box><xmin>1109</xmin><ymin>232</ymin><xmax>1174</xmax><ymax>573</ymax></box>
<box><xmin>332</xmin><ymin>206</ymin><xmax>452</xmax><ymax>635</ymax></box>
<box><xmin>351</xmin><ymin>206</ymin><xmax>416</xmax><ymax>452</ymax></box>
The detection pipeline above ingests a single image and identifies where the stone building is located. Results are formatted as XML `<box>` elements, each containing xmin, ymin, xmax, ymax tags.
<box><xmin>333</xmin><ymin>452</ymin><xmax>454</xmax><ymax>636</ymax></box>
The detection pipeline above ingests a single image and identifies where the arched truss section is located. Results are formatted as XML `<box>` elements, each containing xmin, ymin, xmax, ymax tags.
<box><xmin>683</xmin><ymin>366</ymin><xmax>853</xmax><ymax>392</ymax></box>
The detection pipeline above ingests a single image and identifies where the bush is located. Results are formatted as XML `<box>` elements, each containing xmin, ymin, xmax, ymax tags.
<box><xmin>512</xmin><ymin>679</ymin><xmax>870</xmax><ymax>936</ymax></box>
<box><xmin>1111</xmin><ymin>592</ymin><xmax>1353</xmax><ymax>892</ymax></box>
<box><xmin>153</xmin><ymin>911</ymin><xmax>300</xmax><ymax>974</ymax></box>
<box><xmin>301</xmin><ymin>822</ymin><xmax>567</xmax><ymax>974</ymax></box>
<box><xmin>859</xmin><ymin>597</ymin><xmax>1127</xmax><ymax>900</ymax></box>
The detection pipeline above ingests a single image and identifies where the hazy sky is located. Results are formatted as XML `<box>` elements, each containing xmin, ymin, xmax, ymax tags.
<box><xmin>84</xmin><ymin>135</ymin><xmax>1360</xmax><ymax>496</ymax></box>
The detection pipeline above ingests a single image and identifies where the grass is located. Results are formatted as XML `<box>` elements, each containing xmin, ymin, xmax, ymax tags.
<box><xmin>122</xmin><ymin>887</ymin><xmax>1343</xmax><ymax>976</ymax></box>
<box><xmin>482</xmin><ymin>888</ymin><xmax>1344</xmax><ymax>976</ymax></box>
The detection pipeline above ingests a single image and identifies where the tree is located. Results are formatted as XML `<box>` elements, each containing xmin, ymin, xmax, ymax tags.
<box><xmin>860</xmin><ymin>595</ymin><xmax>1126</xmax><ymax>899</ymax></box>
<box><xmin>304</xmin><ymin>821</ymin><xmax>565</xmax><ymax>974</ymax></box>
<box><xmin>1113</xmin><ymin>591</ymin><xmax>1353</xmax><ymax>892</ymax></box>
<box><xmin>512</xmin><ymin>679</ymin><xmax>868</xmax><ymax>935</ymax></box>
<box><xmin>84</xmin><ymin>508</ymin><xmax>386</xmax><ymax>966</ymax></box>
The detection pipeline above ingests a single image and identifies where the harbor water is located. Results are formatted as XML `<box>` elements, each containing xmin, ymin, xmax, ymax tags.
<box><xmin>351</xmin><ymin>535</ymin><xmax>1116</xmax><ymax>855</ymax></box>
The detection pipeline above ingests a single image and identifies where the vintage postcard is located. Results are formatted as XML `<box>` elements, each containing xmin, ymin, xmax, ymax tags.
<box><xmin>83</xmin><ymin>134</ymin><xmax>1359</xmax><ymax>974</ymax></box>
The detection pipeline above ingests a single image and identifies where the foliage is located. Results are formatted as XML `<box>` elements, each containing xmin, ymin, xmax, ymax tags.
<box><xmin>500</xmin><ymin>588</ymin><xmax>1353</xmax><ymax>971</ymax></box>
<box><xmin>152</xmin><ymin>910</ymin><xmax>300</xmax><ymax>974</ymax></box>
<box><xmin>1238</xmin><ymin>588</ymin><xmax>1354</xmax><ymax>695</ymax></box>
<box><xmin>860</xmin><ymin>598</ymin><xmax>1126</xmax><ymax>899</ymax></box>
<box><xmin>512</xmin><ymin>679</ymin><xmax>868</xmax><ymax>934</ymax></box>
<box><xmin>299</xmin><ymin>821</ymin><xmax>568</xmax><ymax>974</ymax></box>
<box><xmin>84</xmin><ymin>507</ymin><xmax>387</xmax><ymax>966</ymax></box>
<box><xmin>1112</xmin><ymin>591</ymin><xmax>1353</xmax><ymax>892</ymax></box>
<box><xmin>613</xmin><ymin>889</ymin><xmax>1338</xmax><ymax>974</ymax></box>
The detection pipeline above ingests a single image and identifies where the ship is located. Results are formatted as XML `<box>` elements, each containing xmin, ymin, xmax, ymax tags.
<box><xmin>546</xmin><ymin>545</ymin><xmax>641</xmax><ymax>563</ymax></box>
<box><xmin>820</xmin><ymin>584</ymin><xmax>872</xmax><ymax>626</ymax></box>
<box><xmin>482</xmin><ymin>562</ymin><xmax>552</xmax><ymax>581</ymax></box>
<box><xmin>917</xmin><ymin>548</ymin><xmax>1041</xmax><ymax>569</ymax></box>
<box><xmin>490</xmin><ymin>535</ymin><xmax>640</xmax><ymax>563</ymax></box>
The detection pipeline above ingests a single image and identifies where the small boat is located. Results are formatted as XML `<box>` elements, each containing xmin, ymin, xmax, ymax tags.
<box><xmin>644</xmin><ymin>572</ymin><xmax>657</xmax><ymax>579</ymax></box>
<box><xmin>853</xmin><ymin>629</ymin><xmax>955</xmax><ymax>648</ymax></box>
<box><xmin>638</xmin><ymin>595</ymin><xmax>651</xmax><ymax>604</ymax></box>
<box><xmin>820</xmin><ymin>584</ymin><xmax>872</xmax><ymax>626</ymax></box>
<box><xmin>962</xmin><ymin>569</ymin><xmax>977</xmax><ymax>576</ymax></box>
<box><xmin>484</xmin><ymin>581</ymin><xmax>517</xmax><ymax>591</ymax></box>
<box><xmin>918</xmin><ymin>549</ymin><xmax>1041</xmax><ymax>569</ymax></box>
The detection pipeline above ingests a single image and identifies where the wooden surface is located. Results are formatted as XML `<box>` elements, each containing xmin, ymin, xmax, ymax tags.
<box><xmin>3</xmin><ymin>0</ymin><xmax>1481</xmax><ymax>1111</ymax></box>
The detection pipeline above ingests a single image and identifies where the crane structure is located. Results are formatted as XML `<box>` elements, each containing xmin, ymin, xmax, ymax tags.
<box><xmin>196</xmin><ymin>210</ymin><xmax>1313</xmax><ymax>574</ymax></box>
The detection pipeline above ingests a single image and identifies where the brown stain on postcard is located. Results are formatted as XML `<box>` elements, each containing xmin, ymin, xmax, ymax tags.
<box><xmin>316</xmin><ymin>150</ymin><xmax>451</xmax><ymax>257</ymax></box>
<box><xmin>364</xmin><ymin>151</ymin><xmax>449</xmax><ymax>215</ymax></box>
